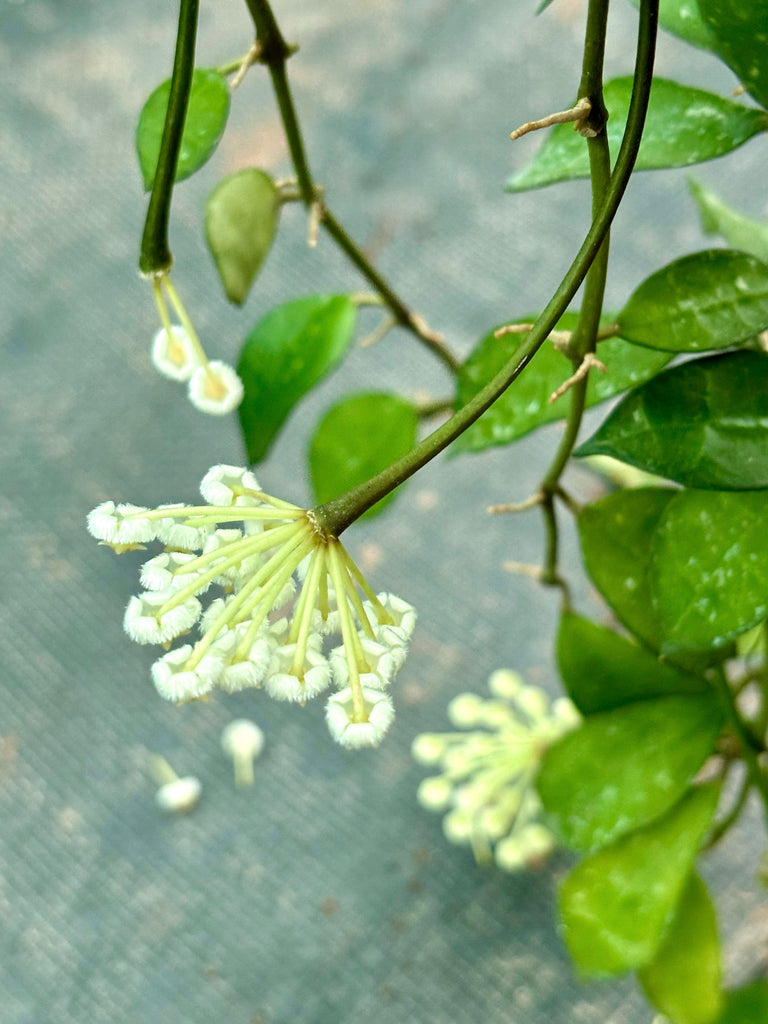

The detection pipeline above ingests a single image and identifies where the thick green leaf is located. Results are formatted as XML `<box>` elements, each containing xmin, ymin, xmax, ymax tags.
<box><xmin>716</xmin><ymin>982</ymin><xmax>768</xmax><ymax>1024</ymax></box>
<box><xmin>454</xmin><ymin>314</ymin><xmax>672</xmax><ymax>453</ymax></box>
<box><xmin>507</xmin><ymin>78</ymin><xmax>768</xmax><ymax>192</ymax></box>
<box><xmin>537</xmin><ymin>695</ymin><xmax>722</xmax><ymax>852</ymax></box>
<box><xmin>237</xmin><ymin>295</ymin><xmax>357</xmax><ymax>463</ymax></box>
<box><xmin>205</xmin><ymin>169</ymin><xmax>280</xmax><ymax>305</ymax></box>
<box><xmin>699</xmin><ymin>0</ymin><xmax>768</xmax><ymax>110</ymax></box>
<box><xmin>617</xmin><ymin>250</ymin><xmax>768</xmax><ymax>352</ymax></box>
<box><xmin>136</xmin><ymin>68</ymin><xmax>230</xmax><ymax>191</ymax></box>
<box><xmin>557</xmin><ymin>612</ymin><xmax>706</xmax><ymax>715</ymax></box>
<box><xmin>651</xmin><ymin>490</ymin><xmax>768</xmax><ymax>652</ymax></box>
<box><xmin>309</xmin><ymin>392</ymin><xmax>417</xmax><ymax>519</ymax></box>
<box><xmin>579</xmin><ymin>488</ymin><xmax>677</xmax><ymax>651</ymax></box>
<box><xmin>559</xmin><ymin>783</ymin><xmax>719</xmax><ymax>977</ymax></box>
<box><xmin>627</xmin><ymin>0</ymin><xmax>714</xmax><ymax>51</ymax></box>
<box><xmin>576</xmin><ymin>351</ymin><xmax>768</xmax><ymax>489</ymax></box>
<box><xmin>638</xmin><ymin>872</ymin><xmax>723</xmax><ymax>1024</ymax></box>
<box><xmin>689</xmin><ymin>179</ymin><xmax>768</xmax><ymax>262</ymax></box>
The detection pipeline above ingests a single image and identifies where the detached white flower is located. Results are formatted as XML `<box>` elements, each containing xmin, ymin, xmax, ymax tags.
<box><xmin>151</xmin><ymin>324</ymin><xmax>200</xmax><ymax>381</ymax></box>
<box><xmin>187</xmin><ymin>361</ymin><xmax>244</xmax><ymax>415</ymax></box>
<box><xmin>325</xmin><ymin>687</ymin><xmax>395</xmax><ymax>749</ymax></box>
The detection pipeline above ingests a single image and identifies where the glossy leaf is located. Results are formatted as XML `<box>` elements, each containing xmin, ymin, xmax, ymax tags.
<box><xmin>537</xmin><ymin>695</ymin><xmax>722</xmax><ymax>852</ymax></box>
<box><xmin>617</xmin><ymin>250</ymin><xmax>768</xmax><ymax>352</ymax></box>
<box><xmin>454</xmin><ymin>314</ymin><xmax>672</xmax><ymax>453</ymax></box>
<box><xmin>559</xmin><ymin>783</ymin><xmax>719</xmax><ymax>978</ymax></box>
<box><xmin>699</xmin><ymin>0</ymin><xmax>768</xmax><ymax>110</ymax></box>
<box><xmin>689</xmin><ymin>178</ymin><xmax>768</xmax><ymax>262</ymax></box>
<box><xmin>506</xmin><ymin>78</ymin><xmax>768</xmax><ymax>193</ymax></box>
<box><xmin>578</xmin><ymin>488</ymin><xmax>676</xmax><ymax>652</ymax></box>
<box><xmin>627</xmin><ymin>0</ymin><xmax>714</xmax><ymax>51</ymax></box>
<box><xmin>205</xmin><ymin>169</ymin><xmax>280</xmax><ymax>305</ymax></box>
<box><xmin>309</xmin><ymin>393</ymin><xmax>417</xmax><ymax>519</ymax></box>
<box><xmin>638</xmin><ymin>872</ymin><xmax>723</xmax><ymax>1024</ymax></box>
<box><xmin>716</xmin><ymin>982</ymin><xmax>768</xmax><ymax>1024</ymax></box>
<box><xmin>651</xmin><ymin>490</ymin><xmax>768</xmax><ymax>653</ymax></box>
<box><xmin>576</xmin><ymin>351</ymin><xmax>768</xmax><ymax>489</ymax></box>
<box><xmin>237</xmin><ymin>295</ymin><xmax>357</xmax><ymax>463</ymax></box>
<box><xmin>557</xmin><ymin>613</ymin><xmax>706</xmax><ymax>716</ymax></box>
<box><xmin>136</xmin><ymin>68</ymin><xmax>230</xmax><ymax>191</ymax></box>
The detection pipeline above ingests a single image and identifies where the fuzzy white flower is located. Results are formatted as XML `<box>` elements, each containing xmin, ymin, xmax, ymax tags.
<box><xmin>264</xmin><ymin>644</ymin><xmax>331</xmax><ymax>703</ymax></box>
<box><xmin>187</xmin><ymin>361</ymin><xmax>243</xmax><ymax>415</ymax></box>
<box><xmin>124</xmin><ymin>591</ymin><xmax>202</xmax><ymax>644</ymax></box>
<box><xmin>219</xmin><ymin>624</ymin><xmax>273</xmax><ymax>693</ymax></box>
<box><xmin>151</xmin><ymin>324</ymin><xmax>200</xmax><ymax>381</ymax></box>
<box><xmin>200</xmin><ymin>465</ymin><xmax>262</xmax><ymax>506</ymax></box>
<box><xmin>87</xmin><ymin>501</ymin><xmax>157</xmax><ymax>546</ymax></box>
<box><xmin>329</xmin><ymin>636</ymin><xmax>405</xmax><ymax>691</ymax></box>
<box><xmin>151</xmin><ymin>645</ymin><xmax>223</xmax><ymax>701</ymax></box>
<box><xmin>325</xmin><ymin>687</ymin><xmax>395</xmax><ymax>749</ymax></box>
<box><xmin>365</xmin><ymin>593</ymin><xmax>417</xmax><ymax>645</ymax></box>
<box><xmin>140</xmin><ymin>551</ymin><xmax>200</xmax><ymax>591</ymax></box>
<box><xmin>156</xmin><ymin>504</ymin><xmax>214</xmax><ymax>552</ymax></box>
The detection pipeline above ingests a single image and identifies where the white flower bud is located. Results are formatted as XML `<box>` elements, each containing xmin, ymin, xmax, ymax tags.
<box><xmin>447</xmin><ymin>692</ymin><xmax>485</xmax><ymax>728</ymax></box>
<box><xmin>442</xmin><ymin>809</ymin><xmax>473</xmax><ymax>845</ymax></box>
<box><xmin>416</xmin><ymin>775</ymin><xmax>453</xmax><ymax>811</ymax></box>
<box><xmin>411</xmin><ymin>733</ymin><xmax>448</xmax><ymax>765</ymax></box>
<box><xmin>487</xmin><ymin>669</ymin><xmax>524</xmax><ymax>700</ymax></box>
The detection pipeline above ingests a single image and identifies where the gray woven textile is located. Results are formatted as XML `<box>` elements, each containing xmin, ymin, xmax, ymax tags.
<box><xmin>2</xmin><ymin>1</ymin><xmax>767</xmax><ymax>1022</ymax></box>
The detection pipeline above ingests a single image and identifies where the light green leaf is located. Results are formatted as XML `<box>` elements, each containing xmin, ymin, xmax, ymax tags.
<box><xmin>136</xmin><ymin>68</ymin><xmax>230</xmax><ymax>191</ymax></box>
<box><xmin>237</xmin><ymin>295</ymin><xmax>357</xmax><ymax>464</ymax></box>
<box><xmin>716</xmin><ymin>981</ymin><xmax>768</xmax><ymax>1024</ymax></box>
<box><xmin>537</xmin><ymin>695</ymin><xmax>722</xmax><ymax>852</ymax></box>
<box><xmin>617</xmin><ymin>250</ymin><xmax>768</xmax><ymax>352</ymax></box>
<box><xmin>507</xmin><ymin>78</ymin><xmax>768</xmax><ymax>192</ymax></box>
<box><xmin>454</xmin><ymin>314</ymin><xmax>672</xmax><ymax>454</ymax></box>
<box><xmin>557</xmin><ymin>612</ymin><xmax>707</xmax><ymax>716</ymax></box>
<box><xmin>309</xmin><ymin>392</ymin><xmax>417</xmax><ymax>519</ymax></box>
<box><xmin>638</xmin><ymin>872</ymin><xmax>723</xmax><ymax>1024</ymax></box>
<box><xmin>651</xmin><ymin>489</ymin><xmax>768</xmax><ymax>653</ymax></box>
<box><xmin>699</xmin><ymin>0</ymin><xmax>768</xmax><ymax>109</ymax></box>
<box><xmin>689</xmin><ymin>178</ymin><xmax>768</xmax><ymax>262</ymax></box>
<box><xmin>575</xmin><ymin>351</ymin><xmax>768</xmax><ymax>489</ymax></box>
<box><xmin>559</xmin><ymin>783</ymin><xmax>719</xmax><ymax>978</ymax></box>
<box><xmin>205</xmin><ymin>169</ymin><xmax>280</xmax><ymax>305</ymax></box>
<box><xmin>627</xmin><ymin>0</ymin><xmax>714</xmax><ymax>51</ymax></box>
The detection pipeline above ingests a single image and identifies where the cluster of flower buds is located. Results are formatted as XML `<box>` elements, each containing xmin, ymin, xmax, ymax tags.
<box><xmin>412</xmin><ymin>670</ymin><xmax>580</xmax><ymax>871</ymax></box>
<box><xmin>87</xmin><ymin>466</ymin><xmax>416</xmax><ymax>748</ymax></box>
<box><xmin>149</xmin><ymin>274</ymin><xmax>243</xmax><ymax>415</ymax></box>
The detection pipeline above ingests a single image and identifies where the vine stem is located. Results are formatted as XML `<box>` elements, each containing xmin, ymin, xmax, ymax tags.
<box><xmin>315</xmin><ymin>0</ymin><xmax>659</xmax><ymax>537</ymax></box>
<box><xmin>243</xmin><ymin>0</ymin><xmax>459</xmax><ymax>374</ymax></box>
<box><xmin>713</xmin><ymin>666</ymin><xmax>768</xmax><ymax>826</ymax></box>
<box><xmin>139</xmin><ymin>0</ymin><xmax>199</xmax><ymax>274</ymax></box>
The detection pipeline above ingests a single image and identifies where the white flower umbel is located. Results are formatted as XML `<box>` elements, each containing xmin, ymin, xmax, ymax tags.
<box><xmin>326</xmin><ymin>687</ymin><xmax>395</xmax><ymax>749</ymax></box>
<box><xmin>151</xmin><ymin>324</ymin><xmax>199</xmax><ymax>381</ymax></box>
<box><xmin>412</xmin><ymin>670</ymin><xmax>581</xmax><ymax>870</ymax></box>
<box><xmin>188</xmin><ymin>361</ymin><xmax>243</xmax><ymax>415</ymax></box>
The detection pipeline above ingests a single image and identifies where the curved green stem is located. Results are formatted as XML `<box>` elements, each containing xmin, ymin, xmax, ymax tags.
<box><xmin>315</xmin><ymin>0</ymin><xmax>659</xmax><ymax>537</ymax></box>
<box><xmin>139</xmin><ymin>0</ymin><xmax>199</xmax><ymax>274</ymax></box>
<box><xmin>713</xmin><ymin>666</ymin><xmax>768</xmax><ymax>825</ymax></box>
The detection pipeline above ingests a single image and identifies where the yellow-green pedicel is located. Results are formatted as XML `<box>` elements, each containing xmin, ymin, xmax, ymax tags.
<box><xmin>87</xmin><ymin>465</ymin><xmax>416</xmax><ymax>748</ymax></box>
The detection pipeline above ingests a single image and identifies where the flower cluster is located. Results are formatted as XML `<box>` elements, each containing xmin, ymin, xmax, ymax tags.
<box><xmin>87</xmin><ymin>465</ymin><xmax>415</xmax><ymax>748</ymax></box>
<box><xmin>149</xmin><ymin>274</ymin><xmax>243</xmax><ymax>415</ymax></box>
<box><xmin>412</xmin><ymin>670</ymin><xmax>580</xmax><ymax>871</ymax></box>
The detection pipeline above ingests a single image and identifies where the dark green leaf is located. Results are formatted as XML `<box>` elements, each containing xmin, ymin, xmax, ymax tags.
<box><xmin>699</xmin><ymin>0</ymin><xmax>768</xmax><ymax>109</ymax></box>
<box><xmin>506</xmin><ymin>78</ymin><xmax>767</xmax><ymax>192</ymax></box>
<box><xmin>716</xmin><ymin>982</ymin><xmax>768</xmax><ymax>1024</ymax></box>
<box><xmin>557</xmin><ymin>612</ymin><xmax>706</xmax><ymax>715</ymax></box>
<box><xmin>559</xmin><ymin>784</ymin><xmax>719</xmax><ymax>977</ymax></box>
<box><xmin>537</xmin><ymin>694</ymin><xmax>722</xmax><ymax>852</ymax></box>
<box><xmin>639</xmin><ymin>872</ymin><xmax>723</xmax><ymax>1024</ymax></box>
<box><xmin>237</xmin><ymin>295</ymin><xmax>357</xmax><ymax>463</ymax></box>
<box><xmin>617</xmin><ymin>250</ymin><xmax>768</xmax><ymax>352</ymax></box>
<box><xmin>309</xmin><ymin>392</ymin><xmax>417</xmax><ymax>519</ymax></box>
<box><xmin>689</xmin><ymin>178</ymin><xmax>768</xmax><ymax>262</ymax></box>
<box><xmin>454</xmin><ymin>314</ymin><xmax>672</xmax><ymax>453</ymax></box>
<box><xmin>576</xmin><ymin>351</ymin><xmax>768</xmax><ymax>489</ymax></box>
<box><xmin>205</xmin><ymin>169</ymin><xmax>280</xmax><ymax>305</ymax></box>
<box><xmin>651</xmin><ymin>490</ymin><xmax>768</xmax><ymax>652</ymax></box>
<box><xmin>136</xmin><ymin>68</ymin><xmax>230</xmax><ymax>191</ymax></box>
<box><xmin>627</xmin><ymin>0</ymin><xmax>714</xmax><ymax>51</ymax></box>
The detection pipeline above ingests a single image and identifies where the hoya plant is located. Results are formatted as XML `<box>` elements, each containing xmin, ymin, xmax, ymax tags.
<box><xmin>87</xmin><ymin>0</ymin><xmax>768</xmax><ymax>1019</ymax></box>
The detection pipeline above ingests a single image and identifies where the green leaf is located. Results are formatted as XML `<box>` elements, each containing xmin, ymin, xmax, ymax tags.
<box><xmin>638</xmin><ymin>872</ymin><xmax>723</xmax><ymax>1024</ymax></box>
<box><xmin>557</xmin><ymin>612</ymin><xmax>707</xmax><ymax>716</ymax></box>
<box><xmin>689</xmin><ymin>179</ymin><xmax>768</xmax><ymax>263</ymax></box>
<box><xmin>617</xmin><ymin>250</ymin><xmax>768</xmax><ymax>352</ymax></box>
<box><xmin>699</xmin><ymin>0</ymin><xmax>768</xmax><ymax>109</ymax></box>
<box><xmin>136</xmin><ymin>68</ymin><xmax>230</xmax><ymax>191</ymax></box>
<box><xmin>453</xmin><ymin>314</ymin><xmax>672</xmax><ymax>454</ymax></box>
<box><xmin>578</xmin><ymin>487</ymin><xmax>677</xmax><ymax>652</ymax></box>
<box><xmin>506</xmin><ymin>78</ymin><xmax>768</xmax><ymax>192</ymax></box>
<box><xmin>576</xmin><ymin>351</ymin><xmax>768</xmax><ymax>489</ymax></box>
<box><xmin>237</xmin><ymin>295</ymin><xmax>358</xmax><ymax>463</ymax></box>
<box><xmin>309</xmin><ymin>392</ymin><xmax>417</xmax><ymax>519</ymax></box>
<box><xmin>559</xmin><ymin>783</ymin><xmax>719</xmax><ymax>978</ymax></box>
<box><xmin>627</xmin><ymin>0</ymin><xmax>714</xmax><ymax>51</ymax></box>
<box><xmin>651</xmin><ymin>490</ymin><xmax>768</xmax><ymax>652</ymax></box>
<box><xmin>716</xmin><ymin>982</ymin><xmax>768</xmax><ymax>1024</ymax></box>
<box><xmin>205</xmin><ymin>169</ymin><xmax>280</xmax><ymax>305</ymax></box>
<box><xmin>537</xmin><ymin>694</ymin><xmax>722</xmax><ymax>852</ymax></box>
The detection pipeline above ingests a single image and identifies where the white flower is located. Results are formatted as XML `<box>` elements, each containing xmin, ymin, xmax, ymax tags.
<box><xmin>151</xmin><ymin>324</ymin><xmax>200</xmax><ymax>381</ymax></box>
<box><xmin>187</xmin><ymin>361</ymin><xmax>243</xmax><ymax>415</ymax></box>
<box><xmin>87</xmin><ymin>501</ymin><xmax>157</xmax><ymax>545</ymax></box>
<box><xmin>200</xmin><ymin>464</ymin><xmax>261</xmax><ymax>506</ymax></box>
<box><xmin>140</xmin><ymin>551</ymin><xmax>199</xmax><ymax>591</ymax></box>
<box><xmin>366</xmin><ymin>592</ymin><xmax>417</xmax><ymax>645</ymax></box>
<box><xmin>325</xmin><ymin>687</ymin><xmax>395</xmax><ymax>748</ymax></box>
<box><xmin>264</xmin><ymin>644</ymin><xmax>331</xmax><ymax>703</ymax></box>
<box><xmin>151</xmin><ymin>645</ymin><xmax>223</xmax><ymax>701</ymax></box>
<box><xmin>124</xmin><ymin>591</ymin><xmax>202</xmax><ymax>644</ymax></box>
<box><xmin>219</xmin><ymin>624</ymin><xmax>273</xmax><ymax>693</ymax></box>
<box><xmin>156</xmin><ymin>504</ymin><xmax>213</xmax><ymax>552</ymax></box>
<box><xmin>329</xmin><ymin>636</ymin><xmax>405</xmax><ymax>690</ymax></box>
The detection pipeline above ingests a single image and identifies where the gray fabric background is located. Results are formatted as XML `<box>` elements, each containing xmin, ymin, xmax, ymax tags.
<box><xmin>2</xmin><ymin>0</ymin><xmax>768</xmax><ymax>1021</ymax></box>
